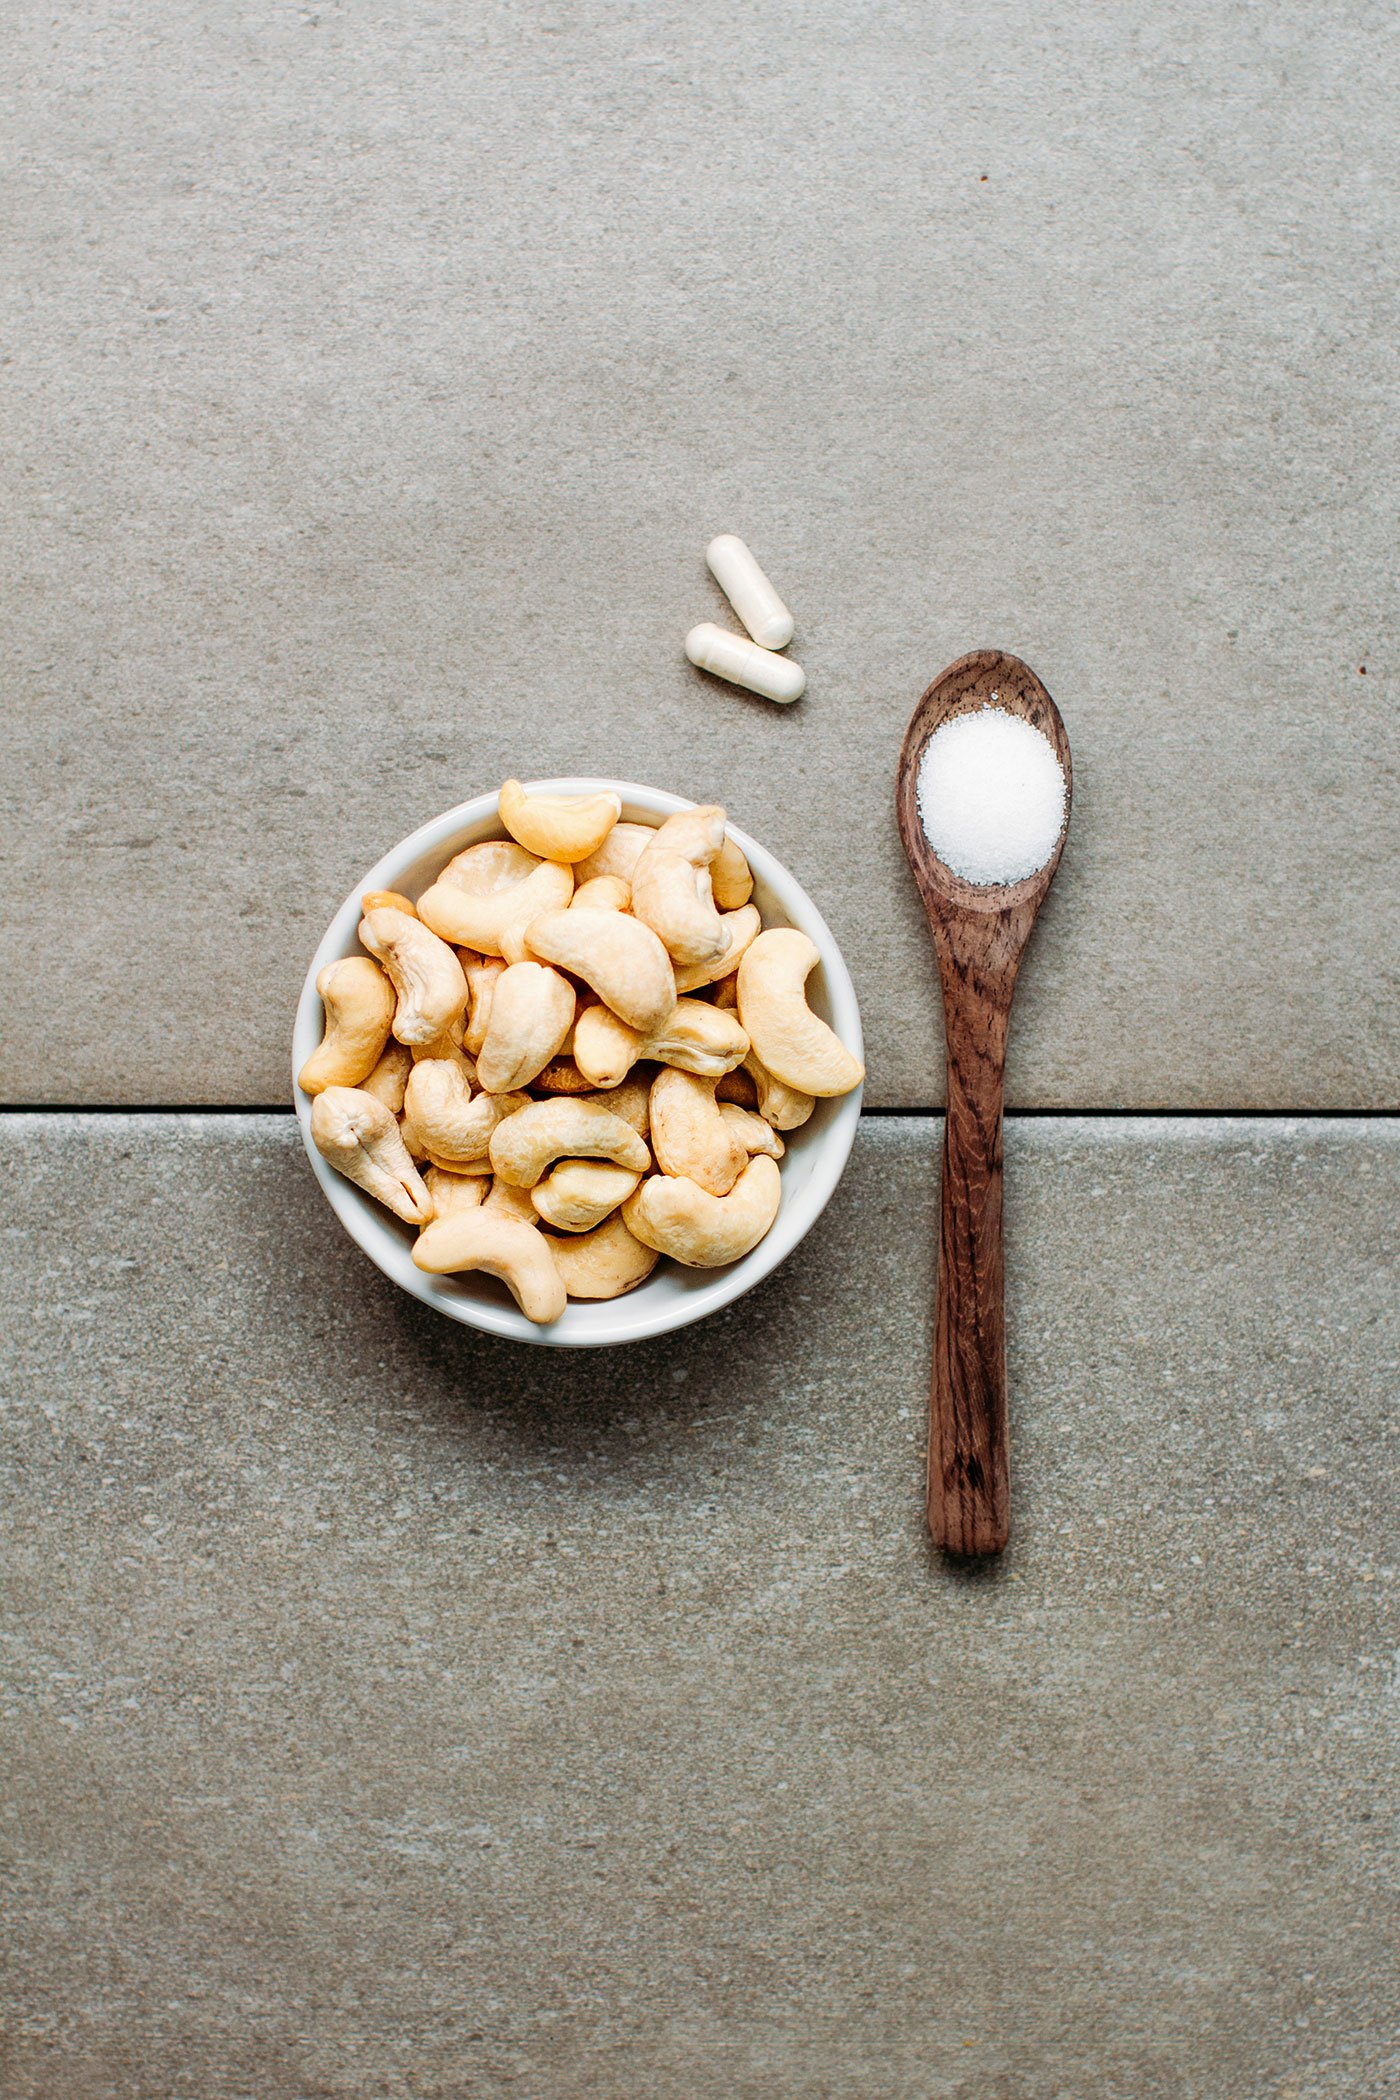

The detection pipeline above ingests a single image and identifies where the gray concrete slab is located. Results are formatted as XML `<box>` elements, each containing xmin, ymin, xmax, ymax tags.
<box><xmin>1</xmin><ymin>1111</ymin><xmax>1396</xmax><ymax>2097</ymax></box>
<box><xmin>3</xmin><ymin>2</ymin><xmax>1398</xmax><ymax>1109</ymax></box>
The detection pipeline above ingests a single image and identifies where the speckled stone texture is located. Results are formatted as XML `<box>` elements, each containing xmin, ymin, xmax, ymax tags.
<box><xmin>2</xmin><ymin>1113</ymin><xmax>1396</xmax><ymax>2098</ymax></box>
<box><xmin>3</xmin><ymin>0</ymin><xmax>1398</xmax><ymax>1107</ymax></box>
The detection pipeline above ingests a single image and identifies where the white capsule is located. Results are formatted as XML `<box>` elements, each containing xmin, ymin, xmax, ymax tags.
<box><xmin>685</xmin><ymin>623</ymin><xmax>806</xmax><ymax>705</ymax></box>
<box><xmin>705</xmin><ymin>534</ymin><xmax>795</xmax><ymax>650</ymax></box>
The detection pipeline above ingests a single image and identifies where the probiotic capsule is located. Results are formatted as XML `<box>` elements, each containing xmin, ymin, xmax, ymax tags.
<box><xmin>685</xmin><ymin>622</ymin><xmax>806</xmax><ymax>705</ymax></box>
<box><xmin>705</xmin><ymin>535</ymin><xmax>795</xmax><ymax>650</ymax></box>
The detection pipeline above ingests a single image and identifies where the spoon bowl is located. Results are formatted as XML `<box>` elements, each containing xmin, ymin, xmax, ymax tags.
<box><xmin>895</xmin><ymin>650</ymin><xmax>1072</xmax><ymax>1555</ymax></box>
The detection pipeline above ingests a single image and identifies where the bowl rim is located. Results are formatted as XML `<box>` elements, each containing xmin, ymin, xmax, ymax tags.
<box><xmin>292</xmin><ymin>779</ymin><xmax>864</xmax><ymax>1347</ymax></box>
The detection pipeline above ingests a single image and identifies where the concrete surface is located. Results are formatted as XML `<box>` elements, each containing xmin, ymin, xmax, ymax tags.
<box><xmin>3</xmin><ymin>1</ymin><xmax>1399</xmax><ymax>1108</ymax></box>
<box><xmin>3</xmin><ymin>1112</ymin><xmax>1396</xmax><ymax>2098</ymax></box>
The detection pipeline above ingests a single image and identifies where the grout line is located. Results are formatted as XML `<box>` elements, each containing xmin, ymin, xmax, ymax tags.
<box><xmin>1</xmin><ymin>1104</ymin><xmax>1397</xmax><ymax>1121</ymax></box>
<box><xmin>861</xmin><ymin>1105</ymin><xmax>1400</xmax><ymax>1121</ymax></box>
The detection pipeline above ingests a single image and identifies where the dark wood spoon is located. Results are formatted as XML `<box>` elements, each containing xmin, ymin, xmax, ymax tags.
<box><xmin>895</xmin><ymin>650</ymin><xmax>1072</xmax><ymax>1557</ymax></box>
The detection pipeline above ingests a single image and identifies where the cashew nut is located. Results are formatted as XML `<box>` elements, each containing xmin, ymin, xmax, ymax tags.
<box><xmin>711</xmin><ymin>836</ymin><xmax>754</xmax><ymax>911</ymax></box>
<box><xmin>362</xmin><ymin>889</ymin><xmax>418</xmax><ymax>918</ymax></box>
<box><xmin>643</xmin><ymin>806</ymin><xmax>728</xmax><ymax>868</ymax></box>
<box><xmin>404</xmin><ymin>1058</ymin><xmax>530</xmax><ymax>1166</ymax></box>
<box><xmin>359</xmin><ymin>1039</ymin><xmax>413</xmax><ymax>1115</ymax></box>
<box><xmin>298</xmin><ymin>956</ymin><xmax>395</xmax><ymax>1095</ymax></box>
<box><xmin>623</xmin><ymin>1155</ymin><xmax>782</xmax><ymax>1267</ymax></box>
<box><xmin>572</xmin><ymin>820</ymin><xmax>656</xmax><ymax>886</ymax></box>
<box><xmin>411</xmin><ymin>1035</ymin><xmax>476</xmax><ymax>1091</ymax></box>
<box><xmin>648</xmin><ymin>1068</ymin><xmax>748</xmax><ymax>1197</ymax></box>
<box><xmin>573</xmin><ymin>998</ymin><xmax>748</xmax><ymax>1088</ymax></box>
<box><xmin>412</xmin><ymin>1209</ymin><xmax>566</xmax><ymax>1325</ymax></box>
<box><xmin>359</xmin><ymin>906</ymin><xmax>469</xmax><ymax>1049</ymax></box>
<box><xmin>531</xmin><ymin>1159</ymin><xmax>642</xmax><ymax>1232</ymax></box>
<box><xmin>742</xmin><ymin>1050</ymin><xmax>816</xmax><ymax>1131</ymax></box>
<box><xmin>719</xmin><ymin>1101</ymin><xmax>786</xmax><ymax>1160</ymax></box>
<box><xmin>549</xmin><ymin>1213</ymin><xmax>658</xmax><ymax>1300</ymax></box>
<box><xmin>475</xmin><ymin>961</ymin><xmax>576</xmax><ymax>1095</ymax></box>
<box><xmin>461</xmin><ymin>952</ymin><xmax>507</xmax><ymax>1057</ymax></box>
<box><xmin>673</xmin><ymin>904</ymin><xmax>762</xmax><ymax>994</ymax></box>
<box><xmin>428</xmin><ymin>1151</ymin><xmax>495</xmax><ymax>1175</ymax></box>
<box><xmin>736</xmin><ymin>928</ymin><xmax>865</xmax><ymax>1097</ymax></box>
<box><xmin>578</xmin><ymin>1071</ymin><xmax>652</xmax><ymax>1136</ymax></box>
<box><xmin>533</xmin><ymin>1057</ymin><xmax>595</xmax><ymax>1095</ymax></box>
<box><xmin>399</xmin><ymin>1094</ymin><xmax>427</xmax><ymax>1160</ymax></box>
<box><xmin>417</xmin><ymin>841</ymin><xmax>573</xmax><ymax>959</ymax></box>
<box><xmin>631</xmin><ymin>855</ymin><xmax>729</xmax><ymax>968</ymax></box>
<box><xmin>570</xmin><ymin>875</ymin><xmax>630</xmax><ymax>913</ymax></box>
<box><xmin>489</xmin><ymin>1097</ymin><xmax>651</xmax><ymax>1188</ymax></box>
<box><xmin>715</xmin><ymin>1064</ymin><xmax>759</xmax><ymax>1111</ymax></box>
<box><xmin>499</xmin><ymin>779</ymin><xmax>622</xmax><ymax>863</ymax></box>
<box><xmin>312</xmin><ymin>1085</ymin><xmax>435</xmax><ymax>1225</ymax></box>
<box><xmin>524</xmin><ymin>909</ymin><xmax>676</xmax><ymax>1036</ymax></box>
<box><xmin>629</xmin><ymin>805</ymin><xmax>731</xmax><ymax>967</ymax></box>
<box><xmin>482</xmin><ymin>1176</ymin><xmax>540</xmax><ymax>1224</ymax></box>
<box><xmin>422</xmin><ymin>1164</ymin><xmax>488</xmax><ymax>1218</ymax></box>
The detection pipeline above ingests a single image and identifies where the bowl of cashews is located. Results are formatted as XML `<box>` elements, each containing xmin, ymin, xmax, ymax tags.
<box><xmin>292</xmin><ymin>779</ymin><xmax>865</xmax><ymax>1347</ymax></box>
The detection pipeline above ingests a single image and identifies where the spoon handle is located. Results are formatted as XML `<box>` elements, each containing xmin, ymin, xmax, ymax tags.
<box><xmin>930</xmin><ymin>970</ymin><xmax>1013</xmax><ymax>1556</ymax></box>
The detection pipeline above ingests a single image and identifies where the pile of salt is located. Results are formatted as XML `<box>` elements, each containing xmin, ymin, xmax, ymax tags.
<box><xmin>916</xmin><ymin>706</ymin><xmax>1066</xmax><ymax>887</ymax></box>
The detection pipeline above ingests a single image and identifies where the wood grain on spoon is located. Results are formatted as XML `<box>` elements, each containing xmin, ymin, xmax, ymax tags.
<box><xmin>895</xmin><ymin>650</ymin><xmax>1072</xmax><ymax>1557</ymax></box>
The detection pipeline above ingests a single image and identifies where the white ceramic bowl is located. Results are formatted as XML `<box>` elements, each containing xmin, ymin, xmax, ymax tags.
<box><xmin>292</xmin><ymin>780</ymin><xmax>864</xmax><ymax>1347</ymax></box>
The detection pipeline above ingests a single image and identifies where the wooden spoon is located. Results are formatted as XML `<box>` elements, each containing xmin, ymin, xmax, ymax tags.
<box><xmin>895</xmin><ymin>650</ymin><xmax>1072</xmax><ymax>1557</ymax></box>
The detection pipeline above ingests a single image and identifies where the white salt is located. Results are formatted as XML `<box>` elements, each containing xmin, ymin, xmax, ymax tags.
<box><xmin>917</xmin><ymin>706</ymin><xmax>1066</xmax><ymax>886</ymax></box>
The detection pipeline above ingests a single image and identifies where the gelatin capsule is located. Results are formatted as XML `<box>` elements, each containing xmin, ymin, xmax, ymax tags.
<box><xmin>705</xmin><ymin>534</ymin><xmax>795</xmax><ymax>650</ymax></box>
<box><xmin>684</xmin><ymin>622</ymin><xmax>806</xmax><ymax>705</ymax></box>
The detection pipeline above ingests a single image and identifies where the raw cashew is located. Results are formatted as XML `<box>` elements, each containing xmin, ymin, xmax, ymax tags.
<box><xmin>462</xmin><ymin>952</ymin><xmax>506</xmax><ymax>1057</ymax></box>
<box><xmin>673</xmin><ymin>904</ymin><xmax>762</xmax><ymax>994</ymax></box>
<box><xmin>649</xmin><ymin>1068</ymin><xmax>748</xmax><ymax>1197</ymax></box>
<box><xmin>362</xmin><ymin>889</ymin><xmax>417</xmax><ymax>918</ymax></box>
<box><xmin>417</xmin><ymin>841</ymin><xmax>573</xmax><ymax>958</ymax></box>
<box><xmin>482</xmin><ymin>1177</ymin><xmax>540</xmax><ymax>1224</ymax></box>
<box><xmin>736</xmin><ymin>928</ymin><xmax>865</xmax><ymax>1097</ymax></box>
<box><xmin>643</xmin><ymin>806</ymin><xmax>728</xmax><ymax>869</ymax></box>
<box><xmin>412</xmin><ymin>1210</ymin><xmax>566</xmax><ymax>1325</ymax></box>
<box><xmin>631</xmin><ymin>855</ymin><xmax>730</xmax><ymax>968</ymax></box>
<box><xmin>412</xmin><ymin>1036</ymin><xmax>476</xmax><ymax>1092</ymax></box>
<box><xmin>531</xmin><ymin>1159</ymin><xmax>642</xmax><ymax>1232</ymax></box>
<box><xmin>630</xmin><ymin>805</ymin><xmax>731</xmax><ymax>966</ymax></box>
<box><xmin>399</xmin><ymin>1094</ymin><xmax>427</xmax><ymax>1160</ymax></box>
<box><xmin>573</xmin><ymin>998</ymin><xmax>748</xmax><ymax>1089</ymax></box>
<box><xmin>489</xmin><ymin>1097</ymin><xmax>651</xmax><ymax>1188</ymax></box>
<box><xmin>423</xmin><ymin>1164</ymin><xmax>488</xmax><ymax>1218</ymax></box>
<box><xmin>578</xmin><ymin>1071</ymin><xmax>652</xmax><ymax>1136</ymax></box>
<box><xmin>404</xmin><ymin>1058</ymin><xmax>530</xmax><ymax>1166</ymax></box>
<box><xmin>524</xmin><ymin>909</ymin><xmax>676</xmax><ymax>1036</ymax></box>
<box><xmin>499</xmin><ymin>780</ymin><xmax>621</xmax><ymax>863</ymax></box>
<box><xmin>475</xmin><ymin>961</ymin><xmax>576</xmax><ymax>1094</ymax></box>
<box><xmin>549</xmin><ymin>1213</ymin><xmax>658</xmax><ymax>1300</ymax></box>
<box><xmin>573</xmin><ymin>820</ymin><xmax>656</xmax><ymax>885</ymax></box>
<box><xmin>715</xmin><ymin>1064</ymin><xmax>759</xmax><ymax>1110</ymax></box>
<box><xmin>312</xmin><ymin>1086</ymin><xmax>435</xmax><ymax>1225</ymax></box>
<box><xmin>298</xmin><ymin>956</ymin><xmax>395</xmax><ymax>1095</ymax></box>
<box><xmin>533</xmin><ymin>1057</ymin><xmax>594</xmax><ymax>1095</ymax></box>
<box><xmin>719</xmin><ymin>1101</ymin><xmax>786</xmax><ymax>1160</ymax></box>
<box><xmin>359</xmin><ymin>907</ymin><xmax>469</xmax><ymax>1049</ymax></box>
<box><xmin>743</xmin><ymin>1051</ymin><xmax>816</xmax><ymax>1131</ymax></box>
<box><xmin>571</xmin><ymin>875</ymin><xmax>630</xmax><ymax>913</ymax></box>
<box><xmin>711</xmin><ymin>836</ymin><xmax>754</xmax><ymax>911</ymax></box>
<box><xmin>623</xmin><ymin>1155</ymin><xmax>782</xmax><ymax>1267</ymax></box>
<box><xmin>359</xmin><ymin>1039</ymin><xmax>413</xmax><ymax>1115</ymax></box>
